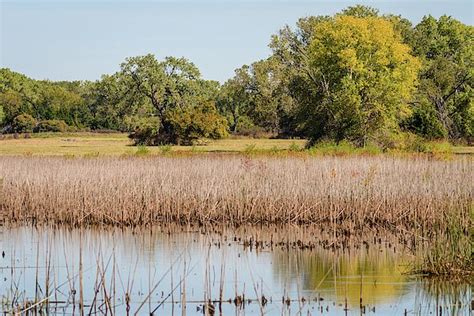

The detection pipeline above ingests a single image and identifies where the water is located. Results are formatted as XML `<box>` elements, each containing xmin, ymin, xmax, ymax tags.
<box><xmin>0</xmin><ymin>225</ymin><xmax>471</xmax><ymax>315</ymax></box>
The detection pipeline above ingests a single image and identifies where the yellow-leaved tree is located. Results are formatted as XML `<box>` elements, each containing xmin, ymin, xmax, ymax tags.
<box><xmin>273</xmin><ymin>14</ymin><xmax>421</xmax><ymax>146</ymax></box>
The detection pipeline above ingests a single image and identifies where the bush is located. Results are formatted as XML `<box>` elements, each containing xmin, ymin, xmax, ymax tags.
<box><xmin>135</xmin><ymin>145</ymin><xmax>150</xmax><ymax>156</ymax></box>
<box><xmin>404</xmin><ymin>103</ymin><xmax>447</xmax><ymax>139</ymax></box>
<box><xmin>165</xmin><ymin>102</ymin><xmax>228</xmax><ymax>145</ymax></box>
<box><xmin>12</xmin><ymin>114</ymin><xmax>36</xmax><ymax>133</ymax></box>
<box><xmin>130</xmin><ymin>102</ymin><xmax>228</xmax><ymax>146</ymax></box>
<box><xmin>34</xmin><ymin>120</ymin><xmax>69</xmax><ymax>133</ymax></box>
<box><xmin>308</xmin><ymin>140</ymin><xmax>383</xmax><ymax>155</ymax></box>
<box><xmin>128</xmin><ymin>117</ymin><xmax>161</xmax><ymax>146</ymax></box>
<box><xmin>308</xmin><ymin>140</ymin><xmax>356</xmax><ymax>155</ymax></box>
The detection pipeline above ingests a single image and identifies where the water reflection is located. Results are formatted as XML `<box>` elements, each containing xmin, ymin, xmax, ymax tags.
<box><xmin>272</xmin><ymin>245</ymin><xmax>412</xmax><ymax>308</ymax></box>
<box><xmin>0</xmin><ymin>225</ymin><xmax>471</xmax><ymax>315</ymax></box>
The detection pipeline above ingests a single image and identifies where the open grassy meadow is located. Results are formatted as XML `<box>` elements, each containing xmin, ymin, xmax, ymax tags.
<box><xmin>0</xmin><ymin>132</ymin><xmax>472</xmax><ymax>156</ymax></box>
<box><xmin>0</xmin><ymin>133</ymin><xmax>308</xmax><ymax>156</ymax></box>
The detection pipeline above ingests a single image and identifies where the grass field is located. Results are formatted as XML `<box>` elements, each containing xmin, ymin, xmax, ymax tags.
<box><xmin>0</xmin><ymin>133</ymin><xmax>307</xmax><ymax>156</ymax></box>
<box><xmin>0</xmin><ymin>132</ymin><xmax>472</xmax><ymax>156</ymax></box>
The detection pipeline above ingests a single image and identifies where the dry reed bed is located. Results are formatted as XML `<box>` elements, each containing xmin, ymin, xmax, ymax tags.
<box><xmin>0</xmin><ymin>155</ymin><xmax>472</xmax><ymax>230</ymax></box>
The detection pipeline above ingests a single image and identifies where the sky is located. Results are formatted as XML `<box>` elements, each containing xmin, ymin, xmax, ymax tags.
<box><xmin>1</xmin><ymin>1</ymin><xmax>473</xmax><ymax>83</ymax></box>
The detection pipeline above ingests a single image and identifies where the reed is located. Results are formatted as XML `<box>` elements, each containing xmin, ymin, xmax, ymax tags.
<box><xmin>1</xmin><ymin>224</ymin><xmax>472</xmax><ymax>314</ymax></box>
<box><xmin>0</xmin><ymin>155</ymin><xmax>471</xmax><ymax>232</ymax></box>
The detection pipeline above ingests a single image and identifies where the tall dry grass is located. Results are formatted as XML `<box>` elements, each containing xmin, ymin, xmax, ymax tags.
<box><xmin>0</xmin><ymin>155</ymin><xmax>472</xmax><ymax>230</ymax></box>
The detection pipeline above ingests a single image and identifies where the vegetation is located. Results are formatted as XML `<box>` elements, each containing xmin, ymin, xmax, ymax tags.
<box><xmin>0</xmin><ymin>6</ymin><xmax>472</xmax><ymax>147</ymax></box>
<box><xmin>11</xmin><ymin>113</ymin><xmax>36</xmax><ymax>133</ymax></box>
<box><xmin>3</xmin><ymin>225</ymin><xmax>470</xmax><ymax>315</ymax></box>
<box><xmin>0</xmin><ymin>133</ymin><xmax>309</xmax><ymax>156</ymax></box>
<box><xmin>1</xmin><ymin>155</ymin><xmax>471</xmax><ymax>228</ymax></box>
<box><xmin>1</xmin><ymin>132</ymin><xmax>471</xmax><ymax>157</ymax></box>
<box><xmin>0</xmin><ymin>4</ymin><xmax>472</xmax><ymax>279</ymax></box>
<box><xmin>271</xmin><ymin>13</ymin><xmax>420</xmax><ymax>146</ymax></box>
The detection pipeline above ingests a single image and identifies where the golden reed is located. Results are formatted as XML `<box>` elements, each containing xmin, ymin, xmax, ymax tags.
<box><xmin>0</xmin><ymin>155</ymin><xmax>472</xmax><ymax>229</ymax></box>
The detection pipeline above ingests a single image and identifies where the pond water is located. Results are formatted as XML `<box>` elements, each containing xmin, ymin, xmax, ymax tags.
<box><xmin>0</xmin><ymin>225</ymin><xmax>471</xmax><ymax>315</ymax></box>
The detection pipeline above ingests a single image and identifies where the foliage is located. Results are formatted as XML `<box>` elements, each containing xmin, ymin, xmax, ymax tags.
<box><xmin>273</xmin><ymin>15</ymin><xmax>420</xmax><ymax>146</ymax></box>
<box><xmin>163</xmin><ymin>101</ymin><xmax>228</xmax><ymax>145</ymax></box>
<box><xmin>0</xmin><ymin>6</ymin><xmax>472</xmax><ymax>148</ymax></box>
<box><xmin>217</xmin><ymin>66</ymin><xmax>252</xmax><ymax>133</ymax></box>
<box><xmin>218</xmin><ymin>58</ymin><xmax>295</xmax><ymax>136</ymax></box>
<box><xmin>34</xmin><ymin>120</ymin><xmax>69</xmax><ymax>133</ymax></box>
<box><xmin>120</xmin><ymin>54</ymin><xmax>228</xmax><ymax>145</ymax></box>
<box><xmin>128</xmin><ymin>117</ymin><xmax>161</xmax><ymax>145</ymax></box>
<box><xmin>408</xmin><ymin>15</ymin><xmax>473</xmax><ymax>141</ymax></box>
<box><xmin>0</xmin><ymin>106</ymin><xmax>4</xmax><ymax>126</ymax></box>
<box><xmin>135</xmin><ymin>145</ymin><xmax>150</xmax><ymax>156</ymax></box>
<box><xmin>12</xmin><ymin>114</ymin><xmax>36</xmax><ymax>133</ymax></box>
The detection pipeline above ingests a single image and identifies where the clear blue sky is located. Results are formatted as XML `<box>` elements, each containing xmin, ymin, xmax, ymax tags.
<box><xmin>1</xmin><ymin>1</ymin><xmax>473</xmax><ymax>83</ymax></box>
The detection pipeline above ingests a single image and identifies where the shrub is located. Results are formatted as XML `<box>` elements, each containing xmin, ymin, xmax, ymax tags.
<box><xmin>128</xmin><ymin>117</ymin><xmax>161</xmax><ymax>146</ymax></box>
<box><xmin>12</xmin><ymin>114</ymin><xmax>36</xmax><ymax>133</ymax></box>
<box><xmin>308</xmin><ymin>140</ymin><xmax>356</xmax><ymax>155</ymax></box>
<box><xmin>34</xmin><ymin>120</ymin><xmax>69</xmax><ymax>133</ymax></box>
<box><xmin>308</xmin><ymin>140</ymin><xmax>383</xmax><ymax>156</ymax></box>
<box><xmin>135</xmin><ymin>145</ymin><xmax>150</xmax><ymax>156</ymax></box>
<box><xmin>288</xmin><ymin>142</ymin><xmax>302</xmax><ymax>152</ymax></box>
<box><xmin>129</xmin><ymin>103</ymin><xmax>228</xmax><ymax>146</ymax></box>
<box><xmin>165</xmin><ymin>102</ymin><xmax>228</xmax><ymax>145</ymax></box>
<box><xmin>159</xmin><ymin>145</ymin><xmax>172</xmax><ymax>154</ymax></box>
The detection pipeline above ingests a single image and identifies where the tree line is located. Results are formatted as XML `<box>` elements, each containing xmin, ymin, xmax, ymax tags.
<box><xmin>1</xmin><ymin>6</ymin><xmax>472</xmax><ymax>147</ymax></box>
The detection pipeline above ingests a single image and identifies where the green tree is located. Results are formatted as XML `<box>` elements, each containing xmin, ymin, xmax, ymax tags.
<box><xmin>0</xmin><ymin>105</ymin><xmax>5</xmax><ymax>126</ymax></box>
<box><xmin>0</xmin><ymin>90</ymin><xmax>24</xmax><ymax>124</ymax></box>
<box><xmin>409</xmin><ymin>15</ymin><xmax>473</xmax><ymax>141</ymax></box>
<box><xmin>0</xmin><ymin>68</ymin><xmax>38</xmax><ymax>123</ymax></box>
<box><xmin>165</xmin><ymin>100</ymin><xmax>228</xmax><ymax>145</ymax></box>
<box><xmin>248</xmin><ymin>58</ymin><xmax>294</xmax><ymax>133</ymax></box>
<box><xmin>36</xmin><ymin>83</ymin><xmax>85</xmax><ymax>127</ymax></box>
<box><xmin>85</xmin><ymin>74</ymin><xmax>148</xmax><ymax>131</ymax></box>
<box><xmin>218</xmin><ymin>58</ymin><xmax>295</xmax><ymax>135</ymax></box>
<box><xmin>120</xmin><ymin>54</ymin><xmax>227</xmax><ymax>144</ymax></box>
<box><xmin>271</xmin><ymin>14</ymin><xmax>420</xmax><ymax>146</ymax></box>
<box><xmin>340</xmin><ymin>5</ymin><xmax>379</xmax><ymax>18</ymax></box>
<box><xmin>218</xmin><ymin>65</ymin><xmax>253</xmax><ymax>133</ymax></box>
<box><xmin>12</xmin><ymin>114</ymin><xmax>36</xmax><ymax>133</ymax></box>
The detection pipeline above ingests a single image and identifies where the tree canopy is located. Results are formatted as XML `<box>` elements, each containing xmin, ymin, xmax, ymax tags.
<box><xmin>275</xmin><ymin>15</ymin><xmax>420</xmax><ymax>145</ymax></box>
<box><xmin>0</xmin><ymin>6</ymin><xmax>472</xmax><ymax>146</ymax></box>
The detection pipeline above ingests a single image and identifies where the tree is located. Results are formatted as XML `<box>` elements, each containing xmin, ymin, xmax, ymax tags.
<box><xmin>340</xmin><ymin>5</ymin><xmax>379</xmax><ymax>18</ymax></box>
<box><xmin>165</xmin><ymin>100</ymin><xmax>228</xmax><ymax>145</ymax></box>
<box><xmin>12</xmin><ymin>114</ymin><xmax>36</xmax><ymax>133</ymax></box>
<box><xmin>36</xmin><ymin>83</ymin><xmax>85</xmax><ymax>127</ymax></box>
<box><xmin>0</xmin><ymin>106</ymin><xmax>5</xmax><ymax>126</ymax></box>
<box><xmin>85</xmin><ymin>74</ymin><xmax>148</xmax><ymax>131</ymax></box>
<box><xmin>0</xmin><ymin>68</ymin><xmax>38</xmax><ymax>124</ymax></box>
<box><xmin>409</xmin><ymin>15</ymin><xmax>473</xmax><ymax>141</ymax></box>
<box><xmin>271</xmin><ymin>14</ymin><xmax>420</xmax><ymax>146</ymax></box>
<box><xmin>218</xmin><ymin>65</ymin><xmax>253</xmax><ymax>133</ymax></box>
<box><xmin>0</xmin><ymin>90</ymin><xmax>24</xmax><ymax>124</ymax></box>
<box><xmin>247</xmin><ymin>58</ymin><xmax>294</xmax><ymax>134</ymax></box>
<box><xmin>218</xmin><ymin>58</ymin><xmax>295</xmax><ymax>135</ymax></box>
<box><xmin>0</xmin><ymin>68</ymin><xmax>92</xmax><ymax>130</ymax></box>
<box><xmin>120</xmin><ymin>54</ymin><xmax>227</xmax><ymax>144</ymax></box>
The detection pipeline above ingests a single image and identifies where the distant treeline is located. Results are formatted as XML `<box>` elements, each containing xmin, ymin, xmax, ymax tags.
<box><xmin>0</xmin><ymin>6</ymin><xmax>472</xmax><ymax>146</ymax></box>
